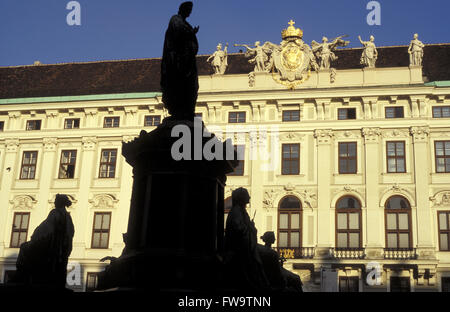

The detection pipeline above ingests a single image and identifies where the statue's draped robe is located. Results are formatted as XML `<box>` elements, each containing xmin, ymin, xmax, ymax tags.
<box><xmin>224</xmin><ymin>205</ymin><xmax>269</xmax><ymax>289</ymax></box>
<box><xmin>161</xmin><ymin>14</ymin><xmax>199</xmax><ymax>119</ymax></box>
<box><xmin>16</xmin><ymin>208</ymin><xmax>75</xmax><ymax>287</ymax></box>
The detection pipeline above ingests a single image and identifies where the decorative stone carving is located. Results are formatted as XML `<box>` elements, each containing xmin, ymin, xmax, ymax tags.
<box><xmin>10</xmin><ymin>195</ymin><xmax>37</xmax><ymax>210</ymax></box>
<box><xmin>262</xmin><ymin>189</ymin><xmax>277</xmax><ymax>209</ymax></box>
<box><xmin>82</xmin><ymin>136</ymin><xmax>97</xmax><ymax>150</ymax></box>
<box><xmin>235</xmin><ymin>41</ymin><xmax>271</xmax><ymax>73</ymax></box>
<box><xmin>382</xmin><ymin>129</ymin><xmax>410</xmax><ymax>138</ymax></box>
<box><xmin>298</xmin><ymin>189</ymin><xmax>317</xmax><ymax>209</ymax></box>
<box><xmin>408</xmin><ymin>33</ymin><xmax>424</xmax><ymax>66</ymax></box>
<box><xmin>5</xmin><ymin>138</ymin><xmax>19</xmax><ymax>152</ymax></box>
<box><xmin>284</xmin><ymin>183</ymin><xmax>295</xmax><ymax>193</ymax></box>
<box><xmin>207</xmin><ymin>43</ymin><xmax>228</xmax><ymax>75</ymax></box>
<box><xmin>361</xmin><ymin>127</ymin><xmax>381</xmax><ymax>143</ymax></box>
<box><xmin>314</xmin><ymin>129</ymin><xmax>334</xmax><ymax>144</ymax></box>
<box><xmin>335</xmin><ymin>130</ymin><xmax>361</xmax><ymax>139</ymax></box>
<box><xmin>237</xmin><ymin>20</ymin><xmax>318</xmax><ymax>89</ymax></box>
<box><xmin>248</xmin><ymin>72</ymin><xmax>255</xmax><ymax>87</ymax></box>
<box><xmin>410</xmin><ymin>126</ymin><xmax>429</xmax><ymax>142</ymax></box>
<box><xmin>280</xmin><ymin>132</ymin><xmax>304</xmax><ymax>141</ymax></box>
<box><xmin>43</xmin><ymin>138</ymin><xmax>58</xmax><ymax>151</ymax></box>
<box><xmin>429</xmin><ymin>191</ymin><xmax>450</xmax><ymax>207</ymax></box>
<box><xmin>358</xmin><ymin>35</ymin><xmax>378</xmax><ymax>68</ymax></box>
<box><xmin>89</xmin><ymin>194</ymin><xmax>118</xmax><ymax>209</ymax></box>
<box><xmin>311</xmin><ymin>35</ymin><xmax>349</xmax><ymax>69</ymax></box>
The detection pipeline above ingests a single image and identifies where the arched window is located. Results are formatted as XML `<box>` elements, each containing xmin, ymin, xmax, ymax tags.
<box><xmin>278</xmin><ymin>196</ymin><xmax>302</xmax><ymax>248</ymax></box>
<box><xmin>224</xmin><ymin>197</ymin><xmax>232</xmax><ymax>229</ymax></box>
<box><xmin>385</xmin><ymin>196</ymin><xmax>412</xmax><ymax>249</ymax></box>
<box><xmin>336</xmin><ymin>196</ymin><xmax>362</xmax><ymax>248</ymax></box>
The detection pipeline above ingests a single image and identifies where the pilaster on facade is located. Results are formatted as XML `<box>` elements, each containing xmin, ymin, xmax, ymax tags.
<box><xmin>81</xmin><ymin>136</ymin><xmax>98</xmax><ymax>151</ymax></box>
<box><xmin>250</xmin><ymin>100</ymin><xmax>266</xmax><ymax>123</ymax></box>
<box><xmin>361</xmin><ymin>127</ymin><xmax>381</xmax><ymax>144</ymax></box>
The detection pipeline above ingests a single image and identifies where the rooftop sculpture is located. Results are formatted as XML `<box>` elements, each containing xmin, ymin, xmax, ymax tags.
<box><xmin>409</xmin><ymin>33</ymin><xmax>424</xmax><ymax>66</ymax></box>
<box><xmin>207</xmin><ymin>43</ymin><xmax>228</xmax><ymax>74</ymax></box>
<box><xmin>358</xmin><ymin>35</ymin><xmax>378</xmax><ymax>68</ymax></box>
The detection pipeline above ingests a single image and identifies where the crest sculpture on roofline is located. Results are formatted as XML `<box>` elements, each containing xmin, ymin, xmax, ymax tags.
<box><xmin>235</xmin><ymin>20</ymin><xmax>348</xmax><ymax>89</ymax></box>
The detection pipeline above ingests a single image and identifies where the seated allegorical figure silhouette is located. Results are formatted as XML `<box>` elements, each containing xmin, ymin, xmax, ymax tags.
<box><xmin>14</xmin><ymin>194</ymin><xmax>75</xmax><ymax>289</ymax></box>
<box><xmin>223</xmin><ymin>187</ymin><xmax>270</xmax><ymax>290</ymax></box>
<box><xmin>258</xmin><ymin>231</ymin><xmax>303</xmax><ymax>293</ymax></box>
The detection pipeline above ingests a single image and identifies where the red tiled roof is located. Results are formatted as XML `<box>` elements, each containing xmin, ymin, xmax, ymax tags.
<box><xmin>1</xmin><ymin>44</ymin><xmax>449</xmax><ymax>100</ymax></box>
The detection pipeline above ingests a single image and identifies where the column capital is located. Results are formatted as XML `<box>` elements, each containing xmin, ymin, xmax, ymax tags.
<box><xmin>43</xmin><ymin>137</ymin><xmax>58</xmax><ymax>151</ymax></box>
<box><xmin>314</xmin><ymin>129</ymin><xmax>334</xmax><ymax>144</ymax></box>
<box><xmin>410</xmin><ymin>126</ymin><xmax>430</xmax><ymax>143</ymax></box>
<box><xmin>82</xmin><ymin>136</ymin><xmax>98</xmax><ymax>150</ymax></box>
<box><xmin>5</xmin><ymin>138</ymin><xmax>20</xmax><ymax>152</ymax></box>
<box><xmin>362</xmin><ymin>127</ymin><xmax>381</xmax><ymax>143</ymax></box>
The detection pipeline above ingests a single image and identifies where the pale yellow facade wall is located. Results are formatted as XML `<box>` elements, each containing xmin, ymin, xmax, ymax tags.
<box><xmin>0</xmin><ymin>66</ymin><xmax>450</xmax><ymax>291</ymax></box>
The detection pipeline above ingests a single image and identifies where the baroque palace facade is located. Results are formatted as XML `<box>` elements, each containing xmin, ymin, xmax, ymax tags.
<box><xmin>1</xmin><ymin>23</ymin><xmax>450</xmax><ymax>292</ymax></box>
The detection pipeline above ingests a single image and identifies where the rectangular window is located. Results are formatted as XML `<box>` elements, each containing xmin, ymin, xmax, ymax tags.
<box><xmin>438</xmin><ymin>211</ymin><xmax>450</xmax><ymax>251</ymax></box>
<box><xmin>227</xmin><ymin>145</ymin><xmax>245</xmax><ymax>176</ymax></box>
<box><xmin>91</xmin><ymin>212</ymin><xmax>111</xmax><ymax>249</ymax></box>
<box><xmin>435</xmin><ymin>141</ymin><xmax>450</xmax><ymax>173</ymax></box>
<box><xmin>390</xmin><ymin>277</ymin><xmax>410</xmax><ymax>292</ymax></box>
<box><xmin>26</xmin><ymin>120</ymin><xmax>41</xmax><ymax>130</ymax></box>
<box><xmin>20</xmin><ymin>151</ymin><xmax>38</xmax><ymax>180</ymax></box>
<box><xmin>433</xmin><ymin>106</ymin><xmax>450</xmax><ymax>118</ymax></box>
<box><xmin>282</xmin><ymin>110</ymin><xmax>300</xmax><ymax>122</ymax></box>
<box><xmin>339</xmin><ymin>277</ymin><xmax>359</xmax><ymax>292</ymax></box>
<box><xmin>442</xmin><ymin>277</ymin><xmax>450</xmax><ymax>292</ymax></box>
<box><xmin>144</xmin><ymin>115</ymin><xmax>161</xmax><ymax>127</ymax></box>
<box><xmin>385</xmin><ymin>107</ymin><xmax>404</xmax><ymax>119</ymax></box>
<box><xmin>10</xmin><ymin>212</ymin><xmax>30</xmax><ymax>248</ymax></box>
<box><xmin>86</xmin><ymin>273</ymin><xmax>99</xmax><ymax>292</ymax></box>
<box><xmin>99</xmin><ymin>149</ymin><xmax>117</xmax><ymax>178</ymax></box>
<box><xmin>387</xmin><ymin>141</ymin><xmax>406</xmax><ymax>173</ymax></box>
<box><xmin>282</xmin><ymin>144</ymin><xmax>300</xmax><ymax>175</ymax></box>
<box><xmin>64</xmin><ymin>118</ymin><xmax>80</xmax><ymax>129</ymax></box>
<box><xmin>58</xmin><ymin>150</ymin><xmax>77</xmax><ymax>179</ymax></box>
<box><xmin>338</xmin><ymin>142</ymin><xmax>357</xmax><ymax>174</ymax></box>
<box><xmin>0</xmin><ymin>121</ymin><xmax>4</xmax><ymax>131</ymax></box>
<box><xmin>228</xmin><ymin>112</ymin><xmax>246</xmax><ymax>123</ymax></box>
<box><xmin>338</xmin><ymin>108</ymin><xmax>356</xmax><ymax>120</ymax></box>
<box><xmin>103</xmin><ymin>117</ymin><xmax>120</xmax><ymax>128</ymax></box>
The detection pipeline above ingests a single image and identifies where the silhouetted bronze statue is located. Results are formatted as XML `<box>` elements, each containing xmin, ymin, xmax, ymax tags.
<box><xmin>259</xmin><ymin>231</ymin><xmax>303</xmax><ymax>292</ymax></box>
<box><xmin>224</xmin><ymin>187</ymin><xmax>269</xmax><ymax>289</ymax></box>
<box><xmin>14</xmin><ymin>194</ymin><xmax>74</xmax><ymax>288</ymax></box>
<box><xmin>161</xmin><ymin>1</ymin><xmax>199</xmax><ymax>120</ymax></box>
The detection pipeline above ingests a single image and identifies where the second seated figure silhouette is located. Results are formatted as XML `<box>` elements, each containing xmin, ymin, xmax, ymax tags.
<box><xmin>13</xmin><ymin>194</ymin><xmax>75</xmax><ymax>290</ymax></box>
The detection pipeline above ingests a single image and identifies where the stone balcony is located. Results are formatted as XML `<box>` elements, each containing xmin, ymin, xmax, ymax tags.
<box><xmin>330</xmin><ymin>248</ymin><xmax>366</xmax><ymax>259</ymax></box>
<box><xmin>383</xmin><ymin>248</ymin><xmax>418</xmax><ymax>260</ymax></box>
<box><xmin>276</xmin><ymin>247</ymin><xmax>315</xmax><ymax>260</ymax></box>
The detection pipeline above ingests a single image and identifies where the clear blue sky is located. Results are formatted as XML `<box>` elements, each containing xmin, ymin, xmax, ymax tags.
<box><xmin>1</xmin><ymin>0</ymin><xmax>449</xmax><ymax>67</ymax></box>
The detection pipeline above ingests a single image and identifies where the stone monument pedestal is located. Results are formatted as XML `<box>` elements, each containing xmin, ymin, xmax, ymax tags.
<box><xmin>97</xmin><ymin>118</ymin><xmax>236</xmax><ymax>291</ymax></box>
